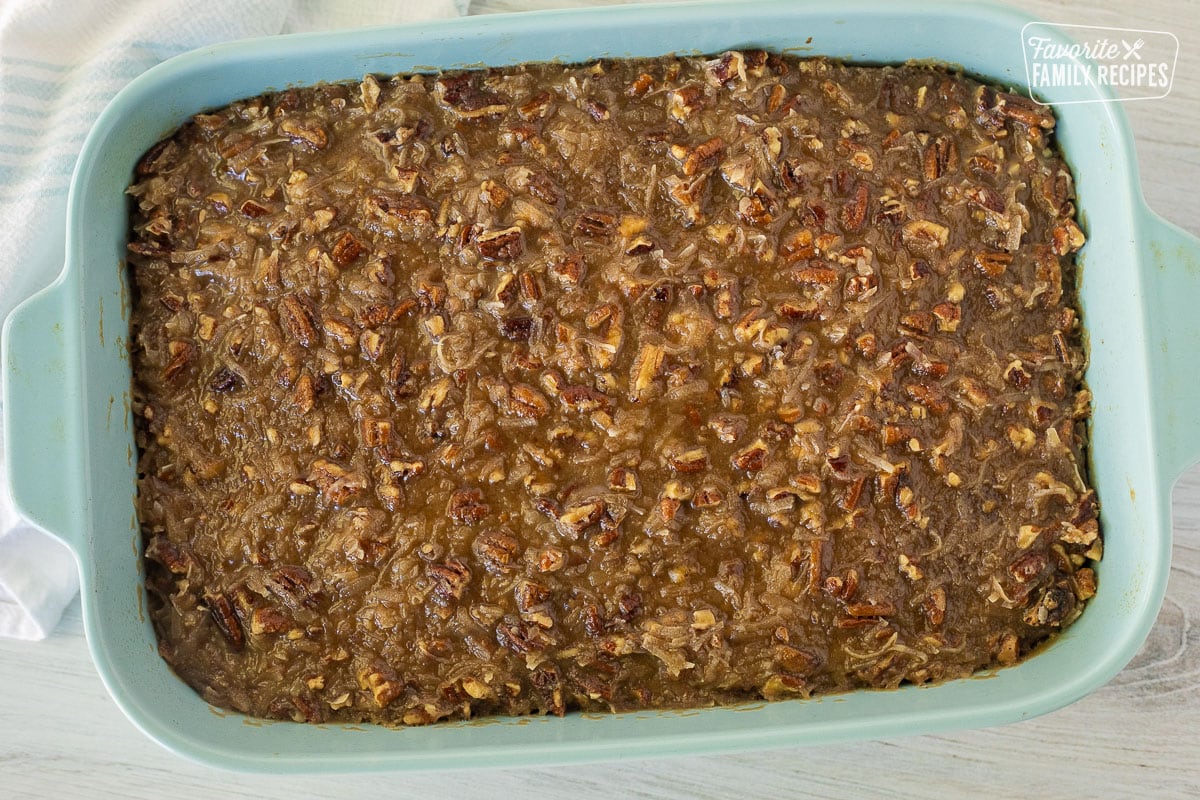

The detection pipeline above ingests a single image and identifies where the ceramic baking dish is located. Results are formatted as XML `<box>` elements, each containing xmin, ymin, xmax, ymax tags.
<box><xmin>3</xmin><ymin>0</ymin><xmax>1198</xmax><ymax>773</ymax></box>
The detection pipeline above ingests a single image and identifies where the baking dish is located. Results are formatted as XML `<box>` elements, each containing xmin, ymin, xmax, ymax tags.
<box><xmin>3</xmin><ymin>0</ymin><xmax>1197</xmax><ymax>772</ymax></box>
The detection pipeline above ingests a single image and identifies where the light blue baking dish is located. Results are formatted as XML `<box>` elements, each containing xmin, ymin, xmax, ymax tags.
<box><xmin>3</xmin><ymin>0</ymin><xmax>1198</xmax><ymax>773</ymax></box>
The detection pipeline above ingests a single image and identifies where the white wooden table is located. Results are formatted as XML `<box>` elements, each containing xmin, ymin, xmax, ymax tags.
<box><xmin>2</xmin><ymin>1</ymin><xmax>1197</xmax><ymax>797</ymax></box>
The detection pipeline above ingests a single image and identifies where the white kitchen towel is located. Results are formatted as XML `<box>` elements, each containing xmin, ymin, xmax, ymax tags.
<box><xmin>0</xmin><ymin>0</ymin><xmax>468</xmax><ymax>640</ymax></box>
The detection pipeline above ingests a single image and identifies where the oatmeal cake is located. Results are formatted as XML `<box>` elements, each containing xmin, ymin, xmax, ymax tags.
<box><xmin>128</xmin><ymin>52</ymin><xmax>1100</xmax><ymax>725</ymax></box>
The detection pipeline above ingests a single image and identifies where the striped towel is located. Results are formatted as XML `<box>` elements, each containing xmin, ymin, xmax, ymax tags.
<box><xmin>0</xmin><ymin>0</ymin><xmax>467</xmax><ymax>640</ymax></box>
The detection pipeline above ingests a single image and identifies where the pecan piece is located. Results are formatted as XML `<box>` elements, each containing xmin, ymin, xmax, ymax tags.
<box><xmin>549</xmin><ymin>253</ymin><xmax>584</xmax><ymax>288</ymax></box>
<box><xmin>669</xmin><ymin>447</ymin><xmax>709</xmax><ymax>473</ymax></box>
<box><xmin>574</xmin><ymin>210</ymin><xmax>617</xmax><ymax>239</ymax></box>
<box><xmin>204</xmin><ymin>592</ymin><xmax>245</xmax><ymax>650</ymax></box>
<box><xmin>435</xmin><ymin>73</ymin><xmax>509</xmax><ymax>118</ymax></box>
<box><xmin>448</xmin><ymin>488</ymin><xmax>490</xmax><ymax>525</ymax></box>
<box><xmin>510</xmin><ymin>383</ymin><xmax>550</xmax><ymax>418</ymax></box>
<box><xmin>427</xmin><ymin>558</ymin><xmax>471</xmax><ymax>603</ymax></box>
<box><xmin>477</xmin><ymin>226</ymin><xmax>524</xmax><ymax>261</ymax></box>
<box><xmin>584</xmin><ymin>98</ymin><xmax>610</xmax><ymax>121</ymax></box>
<box><xmin>330</xmin><ymin>231</ymin><xmax>365</xmax><ymax>266</ymax></box>
<box><xmin>496</xmin><ymin>618</ymin><xmax>555</xmax><ymax>654</ymax></box>
<box><xmin>629</xmin><ymin>343</ymin><xmax>664</xmax><ymax>401</ymax></box>
<box><xmin>901</xmin><ymin>220</ymin><xmax>949</xmax><ymax>254</ymax></box>
<box><xmin>667</xmin><ymin>84</ymin><xmax>705</xmax><ymax>120</ymax></box>
<box><xmin>518</xmin><ymin>91</ymin><xmax>552</xmax><ymax>120</ymax></box>
<box><xmin>560</xmin><ymin>384</ymin><xmax>610</xmax><ymax>413</ymax></box>
<box><xmin>558</xmin><ymin>500</ymin><xmax>604</xmax><ymax>534</ymax></box>
<box><xmin>923</xmin><ymin>588</ymin><xmax>947</xmax><ymax>627</ymax></box>
<box><xmin>264</xmin><ymin>565</ymin><xmax>320</xmax><ymax>613</ymax></box>
<box><xmin>923</xmin><ymin>135</ymin><xmax>959</xmax><ymax>180</ymax></box>
<box><xmin>279</xmin><ymin>294</ymin><xmax>319</xmax><ymax>347</ymax></box>
<box><xmin>366</xmin><ymin>193</ymin><xmax>432</xmax><ymax>225</ymax></box>
<box><xmin>627</xmin><ymin>72</ymin><xmax>655</xmax><ymax>97</ymax></box>
<box><xmin>965</xmin><ymin>185</ymin><xmax>1005</xmax><ymax>213</ymax></box>
<box><xmin>683</xmin><ymin>136</ymin><xmax>724</xmax><ymax>176</ymax></box>
<box><xmin>514</xmin><ymin>579</ymin><xmax>552</xmax><ymax>614</ymax></box>
<box><xmin>789</xmin><ymin>265</ymin><xmax>839</xmax><ymax>286</ymax></box>
<box><xmin>145</xmin><ymin>536</ymin><xmax>194</xmax><ymax>574</ymax></box>
<box><xmin>208</xmin><ymin>366</ymin><xmax>242</xmax><ymax>394</ymax></box>
<box><xmin>358</xmin><ymin>664</ymin><xmax>403</xmax><ymax>708</ymax></box>
<box><xmin>306</xmin><ymin>459</ymin><xmax>365</xmax><ymax>505</ymax></box>
<box><xmin>664</xmin><ymin>173</ymin><xmax>708</xmax><ymax>226</ymax></box>
<box><xmin>898</xmin><ymin>312</ymin><xmax>934</xmax><ymax>336</ymax></box>
<box><xmin>608</xmin><ymin>467</ymin><xmax>639</xmax><ymax>493</ymax></box>
<box><xmin>905</xmin><ymin>382</ymin><xmax>950</xmax><ymax>415</ymax></box>
<box><xmin>705</xmin><ymin>51</ymin><xmax>746</xmax><ymax>85</ymax></box>
<box><xmin>840</xmin><ymin>183</ymin><xmax>869</xmax><ymax>232</ymax></box>
<box><xmin>1003</xmin><ymin>359</ymin><xmax>1033</xmax><ymax>389</ymax></box>
<box><xmin>732</xmin><ymin>438</ymin><xmax>769</xmax><ymax>472</ymax></box>
<box><xmin>249</xmin><ymin>606</ymin><xmax>291</xmax><ymax>635</ymax></box>
<box><xmin>473</xmin><ymin>529</ymin><xmax>520</xmax><ymax>570</ymax></box>
<box><xmin>162</xmin><ymin>340</ymin><xmax>195</xmax><ymax>381</ymax></box>
<box><xmin>279</xmin><ymin>118</ymin><xmax>328</xmax><ymax>150</ymax></box>
<box><xmin>240</xmin><ymin>199</ymin><xmax>272</xmax><ymax>218</ymax></box>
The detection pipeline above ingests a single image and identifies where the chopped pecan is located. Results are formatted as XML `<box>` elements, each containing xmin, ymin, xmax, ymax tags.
<box><xmin>629</xmin><ymin>343</ymin><xmax>664</xmax><ymax>401</ymax></box>
<box><xmin>790</xmin><ymin>265</ymin><xmax>839</xmax><ymax>286</ymax></box>
<box><xmin>683</xmin><ymin>136</ymin><xmax>724</xmax><ymax>176</ymax></box>
<box><xmin>973</xmin><ymin>249</ymin><xmax>1012</xmax><ymax>278</ymax></box>
<box><xmin>249</xmin><ymin>606</ymin><xmax>291</xmax><ymax>635</ymax></box>
<box><xmin>205</xmin><ymin>592</ymin><xmax>245</xmax><ymax>650</ymax></box>
<box><xmin>901</xmin><ymin>220</ymin><xmax>949</xmax><ymax>254</ymax></box>
<box><xmin>499</xmin><ymin>315</ymin><xmax>534</xmax><ymax>342</ymax></box>
<box><xmin>518</xmin><ymin>91</ymin><xmax>552</xmax><ymax>120</ymax></box>
<box><xmin>473</xmin><ymin>529</ymin><xmax>520</xmax><ymax>570</ymax></box>
<box><xmin>705</xmin><ymin>51</ymin><xmax>746</xmax><ymax>85</ymax></box>
<box><xmin>280</xmin><ymin>117</ymin><xmax>328</xmax><ymax>150</ymax></box>
<box><xmin>923</xmin><ymin>588</ymin><xmax>947</xmax><ymax>627</ymax></box>
<box><xmin>668</xmin><ymin>447</ymin><xmax>709</xmax><ymax>473</ymax></box>
<box><xmin>448</xmin><ymin>488</ymin><xmax>490</xmax><ymax>525</ymax></box>
<box><xmin>667</xmin><ymin>84</ymin><xmax>705</xmax><ymax>120</ymax></box>
<box><xmin>358</xmin><ymin>664</ymin><xmax>403</xmax><ymax>708</ymax></box>
<box><xmin>840</xmin><ymin>183</ymin><xmax>869</xmax><ymax>232</ymax></box>
<box><xmin>514</xmin><ymin>579</ymin><xmax>552</xmax><ymax>613</ymax></box>
<box><xmin>965</xmin><ymin>184</ymin><xmax>1005</xmax><ymax>213</ymax></box>
<box><xmin>145</xmin><ymin>536</ymin><xmax>194</xmax><ymax>574</ymax></box>
<box><xmin>162</xmin><ymin>340</ymin><xmax>195</xmax><ymax>381</ymax></box>
<box><xmin>664</xmin><ymin>173</ymin><xmax>709</xmax><ymax>226</ymax></box>
<box><xmin>549</xmin><ymin>253</ymin><xmax>584</xmax><ymax>288</ymax></box>
<box><xmin>435</xmin><ymin>73</ymin><xmax>509</xmax><ymax>118</ymax></box>
<box><xmin>560</xmin><ymin>384</ymin><xmax>611</xmax><ymax>412</ymax></box>
<box><xmin>898</xmin><ymin>312</ymin><xmax>934</xmax><ymax>336</ymax></box>
<box><xmin>923</xmin><ymin>134</ymin><xmax>958</xmax><ymax>180</ymax></box>
<box><xmin>280</xmin><ymin>294</ymin><xmax>319</xmax><ymax>347</ymax></box>
<box><xmin>240</xmin><ymin>199</ymin><xmax>273</xmax><ymax>218</ymax></box>
<box><xmin>510</xmin><ymin>383</ymin><xmax>550</xmax><ymax>418</ymax></box>
<box><xmin>477</xmin><ymin>226</ymin><xmax>525</xmax><ymax>261</ymax></box>
<box><xmin>732</xmin><ymin>438</ymin><xmax>769</xmax><ymax>472</ymax></box>
<box><xmin>627</xmin><ymin>72</ymin><xmax>655</xmax><ymax>97</ymax></box>
<box><xmin>558</xmin><ymin>499</ymin><xmax>604</xmax><ymax>534</ymax></box>
<box><xmin>330</xmin><ymin>231</ymin><xmax>365</xmax><ymax>266</ymax></box>
<box><xmin>427</xmin><ymin>558</ymin><xmax>472</xmax><ymax>603</ymax></box>
<box><xmin>574</xmin><ymin>210</ymin><xmax>617</xmax><ymax>239</ymax></box>
<box><xmin>264</xmin><ymin>565</ymin><xmax>320</xmax><ymax>613</ymax></box>
<box><xmin>366</xmin><ymin>193</ymin><xmax>432</xmax><ymax>224</ymax></box>
<box><xmin>496</xmin><ymin>618</ymin><xmax>555</xmax><ymax>654</ymax></box>
<box><xmin>905</xmin><ymin>382</ymin><xmax>950</xmax><ymax>415</ymax></box>
<box><xmin>306</xmin><ymin>459</ymin><xmax>365</xmax><ymax>505</ymax></box>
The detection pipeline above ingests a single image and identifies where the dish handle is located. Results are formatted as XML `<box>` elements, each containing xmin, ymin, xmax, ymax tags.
<box><xmin>1</xmin><ymin>280</ymin><xmax>82</xmax><ymax>552</ymax></box>
<box><xmin>1141</xmin><ymin>207</ymin><xmax>1200</xmax><ymax>483</ymax></box>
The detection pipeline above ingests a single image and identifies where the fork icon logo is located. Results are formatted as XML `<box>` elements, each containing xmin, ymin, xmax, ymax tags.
<box><xmin>1122</xmin><ymin>39</ymin><xmax>1145</xmax><ymax>60</ymax></box>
